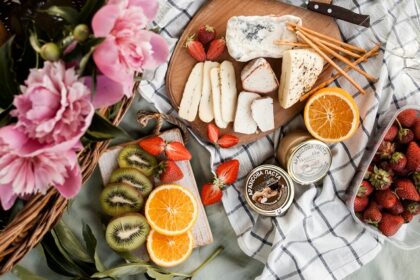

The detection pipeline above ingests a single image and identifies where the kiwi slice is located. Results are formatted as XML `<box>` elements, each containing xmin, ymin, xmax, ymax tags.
<box><xmin>110</xmin><ymin>168</ymin><xmax>153</xmax><ymax>197</ymax></box>
<box><xmin>105</xmin><ymin>213</ymin><xmax>150</xmax><ymax>252</ymax></box>
<box><xmin>118</xmin><ymin>145</ymin><xmax>157</xmax><ymax>176</ymax></box>
<box><xmin>100</xmin><ymin>183</ymin><xmax>144</xmax><ymax>216</ymax></box>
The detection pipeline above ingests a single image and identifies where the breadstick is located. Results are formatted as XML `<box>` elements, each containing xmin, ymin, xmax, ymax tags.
<box><xmin>296</xmin><ymin>31</ymin><xmax>366</xmax><ymax>94</ymax></box>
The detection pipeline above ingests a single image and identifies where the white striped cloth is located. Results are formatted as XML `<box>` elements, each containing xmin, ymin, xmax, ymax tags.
<box><xmin>141</xmin><ymin>0</ymin><xmax>420</xmax><ymax>279</ymax></box>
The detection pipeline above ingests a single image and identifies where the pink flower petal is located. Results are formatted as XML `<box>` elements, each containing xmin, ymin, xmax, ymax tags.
<box><xmin>54</xmin><ymin>164</ymin><xmax>82</xmax><ymax>198</ymax></box>
<box><xmin>93</xmin><ymin>37</ymin><xmax>133</xmax><ymax>86</ymax></box>
<box><xmin>141</xmin><ymin>30</ymin><xmax>169</xmax><ymax>69</ymax></box>
<box><xmin>0</xmin><ymin>125</ymin><xmax>29</xmax><ymax>150</ymax></box>
<box><xmin>84</xmin><ymin>75</ymin><xmax>125</xmax><ymax>108</ymax></box>
<box><xmin>92</xmin><ymin>4</ymin><xmax>121</xmax><ymax>37</ymax></box>
<box><xmin>0</xmin><ymin>184</ymin><xmax>18</xmax><ymax>210</ymax></box>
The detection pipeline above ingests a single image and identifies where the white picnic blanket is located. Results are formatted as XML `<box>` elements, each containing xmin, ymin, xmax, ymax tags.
<box><xmin>140</xmin><ymin>0</ymin><xmax>420</xmax><ymax>279</ymax></box>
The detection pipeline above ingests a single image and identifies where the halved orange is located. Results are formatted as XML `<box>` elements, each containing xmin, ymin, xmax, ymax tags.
<box><xmin>304</xmin><ymin>87</ymin><xmax>360</xmax><ymax>143</ymax></box>
<box><xmin>145</xmin><ymin>184</ymin><xmax>197</xmax><ymax>236</ymax></box>
<box><xmin>147</xmin><ymin>230</ymin><xmax>194</xmax><ymax>267</ymax></box>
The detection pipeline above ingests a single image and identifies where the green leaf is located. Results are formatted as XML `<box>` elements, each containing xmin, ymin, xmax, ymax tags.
<box><xmin>117</xmin><ymin>251</ymin><xmax>148</xmax><ymax>264</ymax></box>
<box><xmin>91</xmin><ymin>263</ymin><xmax>150</xmax><ymax>278</ymax></box>
<box><xmin>146</xmin><ymin>269</ymin><xmax>174</xmax><ymax>280</ymax></box>
<box><xmin>85</xmin><ymin>112</ymin><xmax>131</xmax><ymax>142</ymax></box>
<box><xmin>82</xmin><ymin>223</ymin><xmax>106</xmax><ymax>272</ymax></box>
<box><xmin>54</xmin><ymin>220</ymin><xmax>92</xmax><ymax>263</ymax></box>
<box><xmin>39</xmin><ymin>6</ymin><xmax>80</xmax><ymax>25</ymax></box>
<box><xmin>12</xmin><ymin>265</ymin><xmax>47</xmax><ymax>280</ymax></box>
<box><xmin>79</xmin><ymin>0</ymin><xmax>106</xmax><ymax>23</ymax></box>
<box><xmin>0</xmin><ymin>36</ymin><xmax>19</xmax><ymax>109</ymax></box>
<box><xmin>77</xmin><ymin>46</ymin><xmax>95</xmax><ymax>76</ymax></box>
<box><xmin>41</xmin><ymin>233</ymin><xmax>79</xmax><ymax>277</ymax></box>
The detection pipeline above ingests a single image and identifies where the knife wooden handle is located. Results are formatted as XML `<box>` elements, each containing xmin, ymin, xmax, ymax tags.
<box><xmin>308</xmin><ymin>1</ymin><xmax>370</xmax><ymax>27</ymax></box>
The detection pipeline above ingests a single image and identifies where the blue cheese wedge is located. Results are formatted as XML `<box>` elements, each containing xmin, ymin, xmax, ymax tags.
<box><xmin>226</xmin><ymin>15</ymin><xmax>302</xmax><ymax>62</ymax></box>
<box><xmin>278</xmin><ymin>49</ymin><xmax>324</xmax><ymax>109</ymax></box>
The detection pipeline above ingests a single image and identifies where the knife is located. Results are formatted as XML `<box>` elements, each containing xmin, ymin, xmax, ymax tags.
<box><xmin>307</xmin><ymin>0</ymin><xmax>370</xmax><ymax>27</ymax></box>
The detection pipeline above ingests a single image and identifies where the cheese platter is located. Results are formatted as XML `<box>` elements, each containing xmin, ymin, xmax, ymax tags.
<box><xmin>166</xmin><ymin>0</ymin><xmax>342</xmax><ymax>146</ymax></box>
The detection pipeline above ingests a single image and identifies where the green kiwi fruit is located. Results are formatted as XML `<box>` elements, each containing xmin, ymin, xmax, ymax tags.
<box><xmin>109</xmin><ymin>168</ymin><xmax>153</xmax><ymax>197</ymax></box>
<box><xmin>118</xmin><ymin>145</ymin><xmax>157</xmax><ymax>176</ymax></box>
<box><xmin>105</xmin><ymin>213</ymin><xmax>150</xmax><ymax>252</ymax></box>
<box><xmin>100</xmin><ymin>183</ymin><xmax>144</xmax><ymax>216</ymax></box>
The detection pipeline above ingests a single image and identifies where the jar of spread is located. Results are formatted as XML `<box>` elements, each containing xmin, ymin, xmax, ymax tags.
<box><xmin>244</xmin><ymin>165</ymin><xmax>294</xmax><ymax>216</ymax></box>
<box><xmin>277</xmin><ymin>130</ymin><xmax>332</xmax><ymax>185</ymax></box>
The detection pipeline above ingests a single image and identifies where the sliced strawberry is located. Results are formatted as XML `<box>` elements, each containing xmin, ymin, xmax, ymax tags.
<box><xmin>207</xmin><ymin>123</ymin><xmax>220</xmax><ymax>144</ymax></box>
<box><xmin>216</xmin><ymin>160</ymin><xmax>239</xmax><ymax>185</ymax></box>
<box><xmin>201</xmin><ymin>182</ymin><xmax>222</xmax><ymax>205</ymax></box>
<box><xmin>158</xmin><ymin>160</ymin><xmax>184</xmax><ymax>183</ymax></box>
<box><xmin>206</xmin><ymin>37</ymin><xmax>226</xmax><ymax>61</ymax></box>
<box><xmin>217</xmin><ymin>134</ymin><xmax>239</xmax><ymax>148</ymax></box>
<box><xmin>185</xmin><ymin>34</ymin><xmax>206</xmax><ymax>62</ymax></box>
<box><xmin>165</xmin><ymin>141</ymin><xmax>192</xmax><ymax>161</ymax></box>
<box><xmin>138</xmin><ymin>136</ymin><xmax>165</xmax><ymax>156</ymax></box>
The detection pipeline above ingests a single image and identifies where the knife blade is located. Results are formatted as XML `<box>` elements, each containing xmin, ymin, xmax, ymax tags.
<box><xmin>307</xmin><ymin>1</ymin><xmax>370</xmax><ymax>27</ymax></box>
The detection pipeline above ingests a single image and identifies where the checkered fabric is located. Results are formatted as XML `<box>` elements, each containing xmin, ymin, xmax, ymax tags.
<box><xmin>141</xmin><ymin>0</ymin><xmax>420</xmax><ymax>279</ymax></box>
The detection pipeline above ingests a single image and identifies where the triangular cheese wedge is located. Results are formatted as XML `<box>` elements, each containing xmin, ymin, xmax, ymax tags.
<box><xmin>241</xmin><ymin>58</ymin><xmax>278</xmax><ymax>94</ymax></box>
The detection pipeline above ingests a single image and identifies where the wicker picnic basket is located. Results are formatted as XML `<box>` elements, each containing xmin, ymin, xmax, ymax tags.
<box><xmin>0</xmin><ymin>82</ymin><xmax>139</xmax><ymax>274</ymax></box>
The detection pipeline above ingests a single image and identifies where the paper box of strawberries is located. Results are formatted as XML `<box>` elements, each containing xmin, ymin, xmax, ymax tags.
<box><xmin>348</xmin><ymin>106</ymin><xmax>420</xmax><ymax>249</ymax></box>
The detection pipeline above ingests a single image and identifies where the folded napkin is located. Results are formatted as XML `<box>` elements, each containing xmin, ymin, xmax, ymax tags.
<box><xmin>141</xmin><ymin>0</ymin><xmax>420</xmax><ymax>279</ymax></box>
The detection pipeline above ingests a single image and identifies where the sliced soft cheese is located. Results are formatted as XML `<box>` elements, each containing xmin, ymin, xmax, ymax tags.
<box><xmin>199</xmin><ymin>61</ymin><xmax>219</xmax><ymax>123</ymax></box>
<box><xmin>241</xmin><ymin>58</ymin><xmax>278</xmax><ymax>94</ymax></box>
<box><xmin>210</xmin><ymin>67</ymin><xmax>228</xmax><ymax>129</ymax></box>
<box><xmin>220</xmin><ymin>61</ymin><xmax>237</xmax><ymax>123</ymax></box>
<box><xmin>234</xmin><ymin>91</ymin><xmax>260</xmax><ymax>134</ymax></box>
<box><xmin>226</xmin><ymin>15</ymin><xmax>302</xmax><ymax>62</ymax></box>
<box><xmin>179</xmin><ymin>62</ymin><xmax>204</xmax><ymax>121</ymax></box>
<box><xmin>251</xmin><ymin>97</ymin><xmax>274</xmax><ymax>132</ymax></box>
<box><xmin>278</xmin><ymin>49</ymin><xmax>324</xmax><ymax>109</ymax></box>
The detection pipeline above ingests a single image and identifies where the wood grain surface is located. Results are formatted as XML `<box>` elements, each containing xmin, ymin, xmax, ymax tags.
<box><xmin>166</xmin><ymin>0</ymin><xmax>341</xmax><ymax>145</ymax></box>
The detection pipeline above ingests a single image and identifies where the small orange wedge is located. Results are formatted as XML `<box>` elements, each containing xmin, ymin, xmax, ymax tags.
<box><xmin>304</xmin><ymin>87</ymin><xmax>360</xmax><ymax>143</ymax></box>
<box><xmin>145</xmin><ymin>184</ymin><xmax>197</xmax><ymax>236</ymax></box>
<box><xmin>147</xmin><ymin>230</ymin><xmax>194</xmax><ymax>267</ymax></box>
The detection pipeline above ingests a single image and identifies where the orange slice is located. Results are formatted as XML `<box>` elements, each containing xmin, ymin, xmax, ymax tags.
<box><xmin>304</xmin><ymin>87</ymin><xmax>360</xmax><ymax>143</ymax></box>
<box><xmin>145</xmin><ymin>184</ymin><xmax>198</xmax><ymax>236</ymax></box>
<box><xmin>147</xmin><ymin>230</ymin><xmax>193</xmax><ymax>267</ymax></box>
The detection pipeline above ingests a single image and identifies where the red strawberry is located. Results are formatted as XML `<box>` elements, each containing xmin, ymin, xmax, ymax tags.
<box><xmin>201</xmin><ymin>182</ymin><xmax>222</xmax><ymax>205</ymax></box>
<box><xmin>384</xmin><ymin>125</ymin><xmax>398</xmax><ymax>141</ymax></box>
<box><xmin>395</xmin><ymin>178</ymin><xmax>420</xmax><ymax>201</ymax></box>
<box><xmin>216</xmin><ymin>160</ymin><xmax>239</xmax><ymax>185</ymax></box>
<box><xmin>138</xmin><ymin>136</ymin><xmax>165</xmax><ymax>156</ymax></box>
<box><xmin>158</xmin><ymin>160</ymin><xmax>184</xmax><ymax>183</ymax></box>
<box><xmin>413</xmin><ymin>172</ymin><xmax>420</xmax><ymax>192</ymax></box>
<box><xmin>397</xmin><ymin>128</ymin><xmax>414</xmax><ymax>144</ymax></box>
<box><xmin>165</xmin><ymin>141</ymin><xmax>192</xmax><ymax>161</ymax></box>
<box><xmin>397</xmin><ymin>109</ymin><xmax>417</xmax><ymax>127</ymax></box>
<box><xmin>406</xmin><ymin>142</ymin><xmax>420</xmax><ymax>172</ymax></box>
<box><xmin>375</xmin><ymin>189</ymin><xmax>398</xmax><ymax>209</ymax></box>
<box><xmin>185</xmin><ymin>35</ymin><xmax>206</xmax><ymax>61</ymax></box>
<box><xmin>369</xmin><ymin>166</ymin><xmax>392</xmax><ymax>190</ymax></box>
<box><xmin>405</xmin><ymin>201</ymin><xmax>420</xmax><ymax>215</ymax></box>
<box><xmin>378</xmin><ymin>213</ymin><xmax>404</xmax><ymax>236</ymax></box>
<box><xmin>207</xmin><ymin>123</ymin><xmax>220</xmax><ymax>144</ymax></box>
<box><xmin>363</xmin><ymin>202</ymin><xmax>382</xmax><ymax>225</ymax></box>
<box><xmin>206</xmin><ymin>37</ymin><xmax>226</xmax><ymax>61</ymax></box>
<box><xmin>357</xmin><ymin>181</ymin><xmax>373</xmax><ymax>197</ymax></box>
<box><xmin>376</xmin><ymin>141</ymin><xmax>395</xmax><ymax>160</ymax></box>
<box><xmin>413</xmin><ymin>118</ymin><xmax>420</xmax><ymax>140</ymax></box>
<box><xmin>401</xmin><ymin>211</ymin><xmax>413</xmax><ymax>223</ymax></box>
<box><xmin>217</xmin><ymin>134</ymin><xmax>239</xmax><ymax>148</ymax></box>
<box><xmin>388</xmin><ymin>200</ymin><xmax>404</xmax><ymax>215</ymax></box>
<box><xmin>197</xmin><ymin>25</ymin><xmax>216</xmax><ymax>45</ymax></box>
<box><xmin>389</xmin><ymin>152</ymin><xmax>407</xmax><ymax>173</ymax></box>
<box><xmin>354</xmin><ymin>196</ymin><xmax>369</xmax><ymax>212</ymax></box>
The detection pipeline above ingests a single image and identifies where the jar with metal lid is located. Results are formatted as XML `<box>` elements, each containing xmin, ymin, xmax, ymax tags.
<box><xmin>244</xmin><ymin>165</ymin><xmax>294</xmax><ymax>216</ymax></box>
<box><xmin>277</xmin><ymin>130</ymin><xmax>332</xmax><ymax>185</ymax></box>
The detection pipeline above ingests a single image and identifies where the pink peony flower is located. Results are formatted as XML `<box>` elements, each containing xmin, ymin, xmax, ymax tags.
<box><xmin>0</xmin><ymin>61</ymin><xmax>94</xmax><ymax>210</ymax></box>
<box><xmin>91</xmin><ymin>0</ymin><xmax>169</xmax><ymax>107</ymax></box>
<box><xmin>12</xmin><ymin>61</ymin><xmax>94</xmax><ymax>146</ymax></box>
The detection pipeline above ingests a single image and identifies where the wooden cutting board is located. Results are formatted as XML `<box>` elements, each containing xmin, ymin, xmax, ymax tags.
<box><xmin>166</xmin><ymin>0</ymin><xmax>341</xmax><ymax>145</ymax></box>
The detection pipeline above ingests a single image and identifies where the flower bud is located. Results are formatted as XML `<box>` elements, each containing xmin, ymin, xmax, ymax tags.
<box><xmin>73</xmin><ymin>24</ymin><xmax>90</xmax><ymax>42</ymax></box>
<box><xmin>40</xmin><ymin>42</ymin><xmax>61</xmax><ymax>61</ymax></box>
